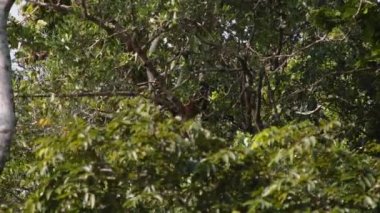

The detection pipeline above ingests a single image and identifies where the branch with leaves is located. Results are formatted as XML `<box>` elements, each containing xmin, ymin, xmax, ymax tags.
<box><xmin>26</xmin><ymin>0</ymin><xmax>190</xmax><ymax>118</ymax></box>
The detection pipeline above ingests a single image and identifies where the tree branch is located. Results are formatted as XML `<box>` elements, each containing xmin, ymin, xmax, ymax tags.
<box><xmin>26</xmin><ymin>0</ymin><xmax>187</xmax><ymax>118</ymax></box>
<box><xmin>26</xmin><ymin>0</ymin><xmax>71</xmax><ymax>12</ymax></box>
<box><xmin>238</xmin><ymin>56</ymin><xmax>255</xmax><ymax>133</ymax></box>
<box><xmin>15</xmin><ymin>91</ymin><xmax>137</xmax><ymax>99</ymax></box>
<box><xmin>255</xmin><ymin>68</ymin><xmax>264</xmax><ymax>131</ymax></box>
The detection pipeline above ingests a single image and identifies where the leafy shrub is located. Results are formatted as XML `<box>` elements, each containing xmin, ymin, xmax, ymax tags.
<box><xmin>13</xmin><ymin>99</ymin><xmax>379</xmax><ymax>212</ymax></box>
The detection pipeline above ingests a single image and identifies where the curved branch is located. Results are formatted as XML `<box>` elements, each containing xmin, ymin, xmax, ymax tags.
<box><xmin>295</xmin><ymin>105</ymin><xmax>323</xmax><ymax>115</ymax></box>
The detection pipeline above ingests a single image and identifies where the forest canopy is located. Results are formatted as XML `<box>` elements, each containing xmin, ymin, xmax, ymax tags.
<box><xmin>0</xmin><ymin>0</ymin><xmax>380</xmax><ymax>212</ymax></box>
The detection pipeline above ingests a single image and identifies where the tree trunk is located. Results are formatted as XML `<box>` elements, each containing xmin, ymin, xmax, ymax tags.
<box><xmin>0</xmin><ymin>0</ymin><xmax>14</xmax><ymax>174</ymax></box>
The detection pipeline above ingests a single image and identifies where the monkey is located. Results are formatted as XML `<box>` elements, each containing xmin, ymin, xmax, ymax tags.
<box><xmin>181</xmin><ymin>82</ymin><xmax>210</xmax><ymax>120</ymax></box>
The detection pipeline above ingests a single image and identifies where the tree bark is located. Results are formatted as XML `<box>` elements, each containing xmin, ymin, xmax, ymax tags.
<box><xmin>0</xmin><ymin>0</ymin><xmax>15</xmax><ymax>174</ymax></box>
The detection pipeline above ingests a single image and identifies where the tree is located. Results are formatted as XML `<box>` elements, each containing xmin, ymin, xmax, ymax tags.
<box><xmin>0</xmin><ymin>0</ymin><xmax>14</xmax><ymax>174</ymax></box>
<box><xmin>1</xmin><ymin>0</ymin><xmax>380</xmax><ymax>211</ymax></box>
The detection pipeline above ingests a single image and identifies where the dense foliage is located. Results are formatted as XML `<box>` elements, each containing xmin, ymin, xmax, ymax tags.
<box><xmin>0</xmin><ymin>0</ymin><xmax>380</xmax><ymax>211</ymax></box>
